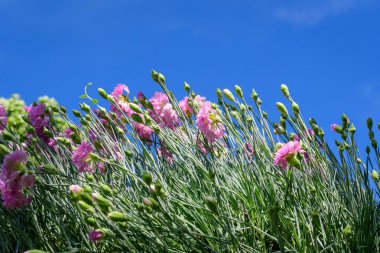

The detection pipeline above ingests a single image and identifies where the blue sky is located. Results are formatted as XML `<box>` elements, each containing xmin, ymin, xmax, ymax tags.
<box><xmin>0</xmin><ymin>0</ymin><xmax>379</xmax><ymax>149</ymax></box>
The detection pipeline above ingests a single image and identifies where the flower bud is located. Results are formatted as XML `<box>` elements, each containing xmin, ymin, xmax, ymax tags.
<box><xmin>83</xmin><ymin>184</ymin><xmax>92</xmax><ymax>193</ymax></box>
<box><xmin>291</xmin><ymin>102</ymin><xmax>299</xmax><ymax>116</ymax></box>
<box><xmin>280</xmin><ymin>84</ymin><xmax>290</xmax><ymax>98</ymax></box>
<box><xmin>223</xmin><ymin>89</ymin><xmax>235</xmax><ymax>101</ymax></box>
<box><xmin>366</xmin><ymin>146</ymin><xmax>370</xmax><ymax>154</ymax></box>
<box><xmin>143</xmin><ymin>197</ymin><xmax>160</xmax><ymax>210</ymax></box>
<box><xmin>142</xmin><ymin>171</ymin><xmax>153</xmax><ymax>185</ymax></box>
<box><xmin>98</xmin><ymin>88</ymin><xmax>108</xmax><ymax>99</ymax></box>
<box><xmin>240</xmin><ymin>104</ymin><xmax>246</xmax><ymax>113</ymax></box>
<box><xmin>216</xmin><ymin>88</ymin><xmax>223</xmax><ymax>99</ymax></box>
<box><xmin>24</xmin><ymin>250</ymin><xmax>48</xmax><ymax>253</ymax></box>
<box><xmin>86</xmin><ymin>217</ymin><xmax>98</xmax><ymax>227</ymax></box>
<box><xmin>151</xmin><ymin>70</ymin><xmax>159</xmax><ymax>81</ymax></box>
<box><xmin>371</xmin><ymin>138</ymin><xmax>377</xmax><ymax>149</ymax></box>
<box><xmin>131</xmin><ymin>114</ymin><xmax>143</xmax><ymax>124</ymax></box>
<box><xmin>234</xmin><ymin>85</ymin><xmax>243</xmax><ymax>99</ymax></box>
<box><xmin>158</xmin><ymin>73</ymin><xmax>165</xmax><ymax>85</ymax></box>
<box><xmin>184</xmin><ymin>82</ymin><xmax>191</xmax><ymax>93</ymax></box>
<box><xmin>349</xmin><ymin>124</ymin><xmax>356</xmax><ymax>133</ymax></box>
<box><xmin>0</xmin><ymin>144</ymin><xmax>11</xmax><ymax>155</ymax></box>
<box><xmin>343</xmin><ymin>225</ymin><xmax>352</xmax><ymax>236</ymax></box>
<box><xmin>367</xmin><ymin>117</ymin><xmax>373</xmax><ymax>130</ymax></box>
<box><xmin>276</xmin><ymin>102</ymin><xmax>288</xmax><ymax>118</ymax></box>
<box><xmin>92</xmin><ymin>192</ymin><xmax>112</xmax><ymax>207</ymax></box>
<box><xmin>100</xmin><ymin>184</ymin><xmax>112</xmax><ymax>196</ymax></box>
<box><xmin>205</xmin><ymin>196</ymin><xmax>218</xmax><ymax>215</ymax></box>
<box><xmin>78</xmin><ymin>200</ymin><xmax>95</xmax><ymax>214</ymax></box>
<box><xmin>108</xmin><ymin>211</ymin><xmax>128</xmax><ymax>222</ymax></box>
<box><xmin>72</xmin><ymin>110</ymin><xmax>81</xmax><ymax>118</ymax></box>
<box><xmin>80</xmin><ymin>103</ymin><xmax>91</xmax><ymax>113</ymax></box>
<box><xmin>371</xmin><ymin>170</ymin><xmax>379</xmax><ymax>181</ymax></box>
<box><xmin>251</xmin><ymin>89</ymin><xmax>258</xmax><ymax>102</ymax></box>
<box><xmin>80</xmin><ymin>191</ymin><xmax>94</xmax><ymax>205</ymax></box>
<box><xmin>85</xmin><ymin>173</ymin><xmax>95</xmax><ymax>182</ymax></box>
<box><xmin>129</xmin><ymin>103</ymin><xmax>143</xmax><ymax>114</ymax></box>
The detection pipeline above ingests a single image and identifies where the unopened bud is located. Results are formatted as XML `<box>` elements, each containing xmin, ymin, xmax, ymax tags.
<box><xmin>158</xmin><ymin>73</ymin><xmax>165</xmax><ymax>85</ymax></box>
<box><xmin>371</xmin><ymin>170</ymin><xmax>379</xmax><ymax>181</ymax></box>
<box><xmin>100</xmin><ymin>184</ymin><xmax>112</xmax><ymax>196</ymax></box>
<box><xmin>234</xmin><ymin>85</ymin><xmax>243</xmax><ymax>99</ymax></box>
<box><xmin>280</xmin><ymin>84</ymin><xmax>290</xmax><ymax>98</ymax></box>
<box><xmin>80</xmin><ymin>103</ymin><xmax>91</xmax><ymax>113</ymax></box>
<box><xmin>216</xmin><ymin>88</ymin><xmax>223</xmax><ymax>99</ymax></box>
<box><xmin>129</xmin><ymin>103</ymin><xmax>143</xmax><ymax>114</ymax></box>
<box><xmin>143</xmin><ymin>197</ymin><xmax>160</xmax><ymax>210</ymax></box>
<box><xmin>291</xmin><ymin>102</ymin><xmax>300</xmax><ymax>116</ymax></box>
<box><xmin>223</xmin><ymin>89</ymin><xmax>235</xmax><ymax>101</ymax></box>
<box><xmin>184</xmin><ymin>82</ymin><xmax>190</xmax><ymax>93</ymax></box>
<box><xmin>108</xmin><ymin>211</ymin><xmax>128</xmax><ymax>222</ymax></box>
<box><xmin>366</xmin><ymin>146</ymin><xmax>370</xmax><ymax>154</ymax></box>
<box><xmin>276</xmin><ymin>102</ymin><xmax>288</xmax><ymax>118</ymax></box>
<box><xmin>343</xmin><ymin>225</ymin><xmax>352</xmax><ymax>236</ymax></box>
<box><xmin>251</xmin><ymin>89</ymin><xmax>258</xmax><ymax>102</ymax></box>
<box><xmin>77</xmin><ymin>200</ymin><xmax>94</xmax><ymax>214</ymax></box>
<box><xmin>98</xmin><ymin>88</ymin><xmax>108</xmax><ymax>99</ymax></box>
<box><xmin>72</xmin><ymin>110</ymin><xmax>81</xmax><ymax>118</ymax></box>
<box><xmin>371</xmin><ymin>138</ymin><xmax>377</xmax><ymax>149</ymax></box>
<box><xmin>151</xmin><ymin>70</ymin><xmax>159</xmax><ymax>81</ymax></box>
<box><xmin>0</xmin><ymin>144</ymin><xmax>11</xmax><ymax>155</ymax></box>
<box><xmin>205</xmin><ymin>196</ymin><xmax>218</xmax><ymax>215</ymax></box>
<box><xmin>367</xmin><ymin>117</ymin><xmax>373</xmax><ymax>130</ymax></box>
<box><xmin>142</xmin><ymin>171</ymin><xmax>153</xmax><ymax>185</ymax></box>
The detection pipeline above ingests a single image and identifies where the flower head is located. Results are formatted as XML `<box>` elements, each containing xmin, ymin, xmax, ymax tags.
<box><xmin>110</xmin><ymin>84</ymin><xmax>133</xmax><ymax>117</ymax></box>
<box><xmin>149</xmin><ymin>92</ymin><xmax>179</xmax><ymax>129</ymax></box>
<box><xmin>89</xmin><ymin>230</ymin><xmax>104</xmax><ymax>242</ymax></box>
<box><xmin>196</xmin><ymin>102</ymin><xmax>224</xmax><ymax>143</ymax></box>
<box><xmin>28</xmin><ymin>103</ymin><xmax>51</xmax><ymax>143</ymax></box>
<box><xmin>330</xmin><ymin>124</ymin><xmax>337</xmax><ymax>131</ymax></box>
<box><xmin>72</xmin><ymin>141</ymin><xmax>94</xmax><ymax>173</ymax></box>
<box><xmin>179</xmin><ymin>95</ymin><xmax>206</xmax><ymax>118</ymax></box>
<box><xmin>0</xmin><ymin>104</ymin><xmax>8</xmax><ymax>132</ymax></box>
<box><xmin>273</xmin><ymin>141</ymin><xmax>304</xmax><ymax>170</ymax></box>
<box><xmin>0</xmin><ymin>150</ymin><xmax>35</xmax><ymax>209</ymax></box>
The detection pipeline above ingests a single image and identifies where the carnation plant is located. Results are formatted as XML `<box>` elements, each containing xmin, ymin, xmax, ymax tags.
<box><xmin>0</xmin><ymin>71</ymin><xmax>379</xmax><ymax>252</ymax></box>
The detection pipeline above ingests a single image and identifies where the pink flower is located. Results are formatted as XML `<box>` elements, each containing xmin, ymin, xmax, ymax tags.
<box><xmin>110</xmin><ymin>84</ymin><xmax>133</xmax><ymax>117</ymax></box>
<box><xmin>0</xmin><ymin>150</ymin><xmax>35</xmax><ymax>209</ymax></box>
<box><xmin>28</xmin><ymin>104</ymin><xmax>51</xmax><ymax>143</ymax></box>
<box><xmin>137</xmin><ymin>91</ymin><xmax>146</xmax><ymax>104</ymax></box>
<box><xmin>149</xmin><ymin>92</ymin><xmax>179</xmax><ymax>129</ymax></box>
<box><xmin>330</xmin><ymin>124</ymin><xmax>337</xmax><ymax>131</ymax></box>
<box><xmin>245</xmin><ymin>142</ymin><xmax>254</xmax><ymax>156</ymax></box>
<box><xmin>0</xmin><ymin>104</ymin><xmax>7</xmax><ymax>132</ymax></box>
<box><xmin>179</xmin><ymin>96</ymin><xmax>206</xmax><ymax>118</ymax></box>
<box><xmin>72</xmin><ymin>142</ymin><xmax>94</xmax><ymax>173</ymax></box>
<box><xmin>69</xmin><ymin>184</ymin><xmax>83</xmax><ymax>193</ymax></box>
<box><xmin>273</xmin><ymin>141</ymin><xmax>304</xmax><ymax>170</ymax></box>
<box><xmin>134</xmin><ymin>122</ymin><xmax>154</xmax><ymax>141</ymax></box>
<box><xmin>196</xmin><ymin>102</ymin><xmax>224</xmax><ymax>143</ymax></box>
<box><xmin>64</xmin><ymin>128</ymin><xmax>74</xmax><ymax>138</ymax></box>
<box><xmin>89</xmin><ymin>230</ymin><xmax>104</xmax><ymax>242</ymax></box>
<box><xmin>157</xmin><ymin>144</ymin><xmax>173</xmax><ymax>164</ymax></box>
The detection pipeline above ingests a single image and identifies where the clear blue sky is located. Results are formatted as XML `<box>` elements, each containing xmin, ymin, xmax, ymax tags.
<box><xmin>0</xmin><ymin>0</ymin><xmax>379</xmax><ymax>149</ymax></box>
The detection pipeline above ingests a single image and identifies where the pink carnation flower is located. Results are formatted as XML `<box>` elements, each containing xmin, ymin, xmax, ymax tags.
<box><xmin>196</xmin><ymin>102</ymin><xmax>225</xmax><ymax>143</ymax></box>
<box><xmin>134</xmin><ymin>122</ymin><xmax>154</xmax><ymax>141</ymax></box>
<box><xmin>179</xmin><ymin>95</ymin><xmax>206</xmax><ymax>118</ymax></box>
<box><xmin>273</xmin><ymin>141</ymin><xmax>304</xmax><ymax>170</ymax></box>
<box><xmin>72</xmin><ymin>141</ymin><xmax>94</xmax><ymax>173</ymax></box>
<box><xmin>0</xmin><ymin>150</ymin><xmax>35</xmax><ymax>209</ymax></box>
<box><xmin>89</xmin><ymin>230</ymin><xmax>104</xmax><ymax>242</ymax></box>
<box><xmin>149</xmin><ymin>92</ymin><xmax>179</xmax><ymax>129</ymax></box>
<box><xmin>28</xmin><ymin>104</ymin><xmax>51</xmax><ymax>143</ymax></box>
<box><xmin>0</xmin><ymin>105</ymin><xmax>7</xmax><ymax>132</ymax></box>
<box><xmin>110</xmin><ymin>84</ymin><xmax>133</xmax><ymax>117</ymax></box>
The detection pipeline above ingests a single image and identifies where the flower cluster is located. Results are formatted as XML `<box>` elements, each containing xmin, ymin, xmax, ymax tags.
<box><xmin>110</xmin><ymin>84</ymin><xmax>133</xmax><ymax>117</ymax></box>
<box><xmin>196</xmin><ymin>102</ymin><xmax>225</xmax><ymax>143</ymax></box>
<box><xmin>0</xmin><ymin>104</ymin><xmax>7</xmax><ymax>132</ymax></box>
<box><xmin>0</xmin><ymin>150</ymin><xmax>35</xmax><ymax>209</ymax></box>
<box><xmin>149</xmin><ymin>92</ymin><xmax>179</xmax><ymax>129</ymax></box>
<box><xmin>28</xmin><ymin>103</ymin><xmax>51</xmax><ymax>143</ymax></box>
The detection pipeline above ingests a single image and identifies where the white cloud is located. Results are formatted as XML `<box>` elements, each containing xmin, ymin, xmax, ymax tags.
<box><xmin>274</xmin><ymin>0</ymin><xmax>360</xmax><ymax>26</ymax></box>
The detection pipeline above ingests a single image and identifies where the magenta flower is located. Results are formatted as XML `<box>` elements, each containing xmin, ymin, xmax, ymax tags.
<box><xmin>196</xmin><ymin>102</ymin><xmax>225</xmax><ymax>143</ymax></box>
<box><xmin>0</xmin><ymin>104</ymin><xmax>7</xmax><ymax>132</ymax></box>
<box><xmin>88</xmin><ymin>230</ymin><xmax>104</xmax><ymax>242</ymax></box>
<box><xmin>179</xmin><ymin>95</ymin><xmax>206</xmax><ymax>118</ymax></box>
<box><xmin>137</xmin><ymin>91</ymin><xmax>146</xmax><ymax>104</ymax></box>
<box><xmin>28</xmin><ymin>104</ymin><xmax>51</xmax><ymax>143</ymax></box>
<box><xmin>134</xmin><ymin>122</ymin><xmax>154</xmax><ymax>141</ymax></box>
<box><xmin>0</xmin><ymin>150</ymin><xmax>35</xmax><ymax>209</ymax></box>
<box><xmin>72</xmin><ymin>141</ymin><xmax>94</xmax><ymax>173</ymax></box>
<box><xmin>149</xmin><ymin>92</ymin><xmax>179</xmax><ymax>129</ymax></box>
<box><xmin>110</xmin><ymin>84</ymin><xmax>133</xmax><ymax>117</ymax></box>
<box><xmin>273</xmin><ymin>141</ymin><xmax>304</xmax><ymax>170</ymax></box>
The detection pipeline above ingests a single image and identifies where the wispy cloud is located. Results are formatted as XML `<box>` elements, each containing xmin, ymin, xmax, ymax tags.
<box><xmin>274</xmin><ymin>0</ymin><xmax>360</xmax><ymax>26</ymax></box>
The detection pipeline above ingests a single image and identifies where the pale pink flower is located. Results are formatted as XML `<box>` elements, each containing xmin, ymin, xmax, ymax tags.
<box><xmin>72</xmin><ymin>142</ymin><xmax>94</xmax><ymax>173</ymax></box>
<box><xmin>196</xmin><ymin>102</ymin><xmax>224</xmax><ymax>143</ymax></box>
<box><xmin>149</xmin><ymin>92</ymin><xmax>179</xmax><ymax>129</ymax></box>
<box><xmin>0</xmin><ymin>104</ymin><xmax>7</xmax><ymax>132</ymax></box>
<box><xmin>273</xmin><ymin>141</ymin><xmax>304</xmax><ymax>170</ymax></box>
<box><xmin>69</xmin><ymin>185</ymin><xmax>83</xmax><ymax>193</ymax></box>
<box><xmin>110</xmin><ymin>84</ymin><xmax>133</xmax><ymax>117</ymax></box>
<box><xmin>330</xmin><ymin>124</ymin><xmax>337</xmax><ymax>131</ymax></box>
<box><xmin>0</xmin><ymin>150</ymin><xmax>35</xmax><ymax>209</ymax></box>
<box><xmin>134</xmin><ymin>122</ymin><xmax>154</xmax><ymax>141</ymax></box>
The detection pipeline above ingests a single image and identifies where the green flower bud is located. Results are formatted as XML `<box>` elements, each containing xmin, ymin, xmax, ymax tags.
<box><xmin>371</xmin><ymin>170</ymin><xmax>379</xmax><ymax>181</ymax></box>
<box><xmin>349</xmin><ymin>124</ymin><xmax>356</xmax><ymax>133</ymax></box>
<box><xmin>85</xmin><ymin>173</ymin><xmax>95</xmax><ymax>182</ymax></box>
<box><xmin>80</xmin><ymin>103</ymin><xmax>91</xmax><ymax>113</ymax></box>
<box><xmin>72</xmin><ymin>110</ymin><xmax>81</xmax><ymax>118</ymax></box>
<box><xmin>83</xmin><ymin>184</ymin><xmax>92</xmax><ymax>193</ymax></box>
<box><xmin>276</xmin><ymin>102</ymin><xmax>288</xmax><ymax>118</ymax></box>
<box><xmin>86</xmin><ymin>217</ymin><xmax>98</xmax><ymax>227</ymax></box>
<box><xmin>291</xmin><ymin>102</ymin><xmax>299</xmax><ymax>116</ymax></box>
<box><xmin>368</xmin><ymin>131</ymin><xmax>374</xmax><ymax>139</ymax></box>
<box><xmin>371</xmin><ymin>138</ymin><xmax>377</xmax><ymax>149</ymax></box>
<box><xmin>240</xmin><ymin>104</ymin><xmax>246</xmax><ymax>113</ymax></box>
<box><xmin>0</xmin><ymin>144</ymin><xmax>11</xmax><ymax>155</ymax></box>
<box><xmin>98</xmin><ymin>88</ymin><xmax>108</xmax><ymax>99</ymax></box>
<box><xmin>251</xmin><ymin>89</ymin><xmax>258</xmax><ymax>102</ymax></box>
<box><xmin>60</xmin><ymin>106</ymin><xmax>67</xmax><ymax>114</ymax></box>
<box><xmin>216</xmin><ymin>88</ymin><xmax>223</xmax><ymax>100</ymax></box>
<box><xmin>366</xmin><ymin>146</ymin><xmax>370</xmax><ymax>154</ymax></box>
<box><xmin>80</xmin><ymin>192</ymin><xmax>94</xmax><ymax>205</ymax></box>
<box><xmin>205</xmin><ymin>196</ymin><xmax>218</xmax><ymax>215</ymax></box>
<box><xmin>223</xmin><ymin>89</ymin><xmax>235</xmax><ymax>101</ymax></box>
<box><xmin>367</xmin><ymin>117</ymin><xmax>373</xmax><ymax>130</ymax></box>
<box><xmin>2</xmin><ymin>131</ymin><xmax>14</xmax><ymax>141</ymax></box>
<box><xmin>100</xmin><ymin>184</ymin><xmax>112</xmax><ymax>196</ymax></box>
<box><xmin>108</xmin><ymin>211</ymin><xmax>128</xmax><ymax>222</ymax></box>
<box><xmin>356</xmin><ymin>158</ymin><xmax>362</xmax><ymax>164</ymax></box>
<box><xmin>158</xmin><ymin>73</ymin><xmax>165</xmax><ymax>85</ymax></box>
<box><xmin>78</xmin><ymin>200</ymin><xmax>94</xmax><ymax>214</ymax></box>
<box><xmin>234</xmin><ymin>85</ymin><xmax>243</xmax><ymax>99</ymax></box>
<box><xmin>151</xmin><ymin>70</ymin><xmax>159</xmax><ymax>81</ymax></box>
<box><xmin>129</xmin><ymin>103</ymin><xmax>143</xmax><ymax>114</ymax></box>
<box><xmin>184</xmin><ymin>82</ymin><xmax>191</xmax><ymax>93</ymax></box>
<box><xmin>131</xmin><ymin>114</ymin><xmax>143</xmax><ymax>124</ymax></box>
<box><xmin>92</xmin><ymin>192</ymin><xmax>112</xmax><ymax>207</ymax></box>
<box><xmin>343</xmin><ymin>225</ymin><xmax>352</xmax><ymax>236</ymax></box>
<box><xmin>280</xmin><ymin>84</ymin><xmax>290</xmax><ymax>98</ymax></box>
<box><xmin>142</xmin><ymin>171</ymin><xmax>153</xmax><ymax>185</ymax></box>
<box><xmin>143</xmin><ymin>197</ymin><xmax>160</xmax><ymax>210</ymax></box>
<box><xmin>107</xmin><ymin>95</ymin><xmax>115</xmax><ymax>103</ymax></box>
<box><xmin>24</xmin><ymin>250</ymin><xmax>48</xmax><ymax>253</ymax></box>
